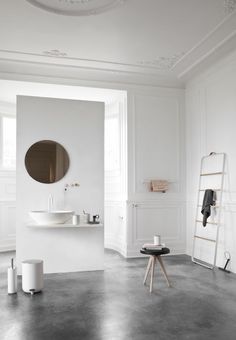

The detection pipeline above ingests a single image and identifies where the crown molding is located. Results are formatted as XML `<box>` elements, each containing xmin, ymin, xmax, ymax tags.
<box><xmin>0</xmin><ymin>57</ymin><xmax>184</xmax><ymax>89</ymax></box>
<box><xmin>0</xmin><ymin>49</ymin><xmax>177</xmax><ymax>76</ymax></box>
<box><xmin>26</xmin><ymin>0</ymin><xmax>127</xmax><ymax>16</ymax></box>
<box><xmin>172</xmin><ymin>10</ymin><xmax>236</xmax><ymax>79</ymax></box>
<box><xmin>138</xmin><ymin>52</ymin><xmax>186</xmax><ymax>71</ymax></box>
<box><xmin>0</xmin><ymin>48</ymin><xmax>186</xmax><ymax>88</ymax></box>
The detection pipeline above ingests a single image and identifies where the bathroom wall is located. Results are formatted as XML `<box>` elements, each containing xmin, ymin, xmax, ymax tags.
<box><xmin>1</xmin><ymin>79</ymin><xmax>186</xmax><ymax>259</ymax></box>
<box><xmin>126</xmin><ymin>87</ymin><xmax>186</xmax><ymax>257</ymax></box>
<box><xmin>16</xmin><ymin>96</ymin><xmax>104</xmax><ymax>273</ymax></box>
<box><xmin>0</xmin><ymin>101</ymin><xmax>16</xmax><ymax>252</ymax></box>
<box><xmin>103</xmin><ymin>85</ymin><xmax>186</xmax><ymax>258</ymax></box>
<box><xmin>104</xmin><ymin>99</ymin><xmax>127</xmax><ymax>255</ymax></box>
<box><xmin>186</xmin><ymin>49</ymin><xmax>236</xmax><ymax>273</ymax></box>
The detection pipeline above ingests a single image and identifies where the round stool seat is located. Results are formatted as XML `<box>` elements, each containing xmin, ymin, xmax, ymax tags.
<box><xmin>140</xmin><ymin>247</ymin><xmax>170</xmax><ymax>256</ymax></box>
<box><xmin>22</xmin><ymin>259</ymin><xmax>44</xmax><ymax>294</ymax></box>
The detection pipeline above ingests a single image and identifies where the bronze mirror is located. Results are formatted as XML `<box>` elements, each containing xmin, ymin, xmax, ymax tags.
<box><xmin>25</xmin><ymin>140</ymin><xmax>69</xmax><ymax>184</ymax></box>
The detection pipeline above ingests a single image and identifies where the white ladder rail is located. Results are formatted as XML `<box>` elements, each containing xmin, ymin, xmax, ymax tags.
<box><xmin>213</xmin><ymin>153</ymin><xmax>226</xmax><ymax>267</ymax></box>
<box><xmin>191</xmin><ymin>152</ymin><xmax>226</xmax><ymax>269</ymax></box>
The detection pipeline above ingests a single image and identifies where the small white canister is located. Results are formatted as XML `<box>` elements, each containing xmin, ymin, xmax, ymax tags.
<box><xmin>154</xmin><ymin>235</ymin><xmax>161</xmax><ymax>245</ymax></box>
<box><xmin>72</xmin><ymin>215</ymin><xmax>79</xmax><ymax>225</ymax></box>
<box><xmin>79</xmin><ymin>213</ymin><xmax>90</xmax><ymax>224</ymax></box>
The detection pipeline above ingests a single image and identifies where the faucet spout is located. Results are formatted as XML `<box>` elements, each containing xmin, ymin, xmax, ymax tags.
<box><xmin>48</xmin><ymin>194</ymin><xmax>54</xmax><ymax>212</ymax></box>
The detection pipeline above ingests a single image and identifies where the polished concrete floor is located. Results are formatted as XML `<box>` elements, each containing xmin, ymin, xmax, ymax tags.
<box><xmin>1</xmin><ymin>250</ymin><xmax>236</xmax><ymax>340</ymax></box>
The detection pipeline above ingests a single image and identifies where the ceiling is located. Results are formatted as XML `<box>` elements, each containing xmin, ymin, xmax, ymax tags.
<box><xmin>0</xmin><ymin>0</ymin><xmax>235</xmax><ymax>87</ymax></box>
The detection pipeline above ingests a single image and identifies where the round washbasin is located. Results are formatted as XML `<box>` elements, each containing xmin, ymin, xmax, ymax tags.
<box><xmin>29</xmin><ymin>210</ymin><xmax>74</xmax><ymax>225</ymax></box>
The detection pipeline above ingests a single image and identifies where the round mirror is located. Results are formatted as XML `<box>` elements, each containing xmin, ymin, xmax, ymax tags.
<box><xmin>25</xmin><ymin>140</ymin><xmax>69</xmax><ymax>184</ymax></box>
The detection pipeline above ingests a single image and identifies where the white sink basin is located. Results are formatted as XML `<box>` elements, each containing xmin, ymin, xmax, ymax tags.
<box><xmin>29</xmin><ymin>210</ymin><xmax>74</xmax><ymax>225</ymax></box>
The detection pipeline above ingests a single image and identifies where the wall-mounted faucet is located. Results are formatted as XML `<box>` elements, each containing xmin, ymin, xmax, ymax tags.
<box><xmin>48</xmin><ymin>194</ymin><xmax>54</xmax><ymax>212</ymax></box>
<box><xmin>64</xmin><ymin>182</ymin><xmax>80</xmax><ymax>191</ymax></box>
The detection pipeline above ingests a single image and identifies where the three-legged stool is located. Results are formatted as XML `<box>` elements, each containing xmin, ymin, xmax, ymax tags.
<box><xmin>140</xmin><ymin>248</ymin><xmax>171</xmax><ymax>293</ymax></box>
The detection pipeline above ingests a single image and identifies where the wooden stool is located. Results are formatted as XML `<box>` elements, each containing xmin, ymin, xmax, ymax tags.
<box><xmin>140</xmin><ymin>248</ymin><xmax>171</xmax><ymax>293</ymax></box>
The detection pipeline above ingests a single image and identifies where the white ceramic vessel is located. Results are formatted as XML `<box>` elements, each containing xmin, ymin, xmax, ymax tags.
<box><xmin>29</xmin><ymin>210</ymin><xmax>74</xmax><ymax>225</ymax></box>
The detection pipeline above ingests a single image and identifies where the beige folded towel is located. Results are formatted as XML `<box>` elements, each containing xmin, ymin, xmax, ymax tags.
<box><xmin>150</xmin><ymin>180</ymin><xmax>168</xmax><ymax>192</ymax></box>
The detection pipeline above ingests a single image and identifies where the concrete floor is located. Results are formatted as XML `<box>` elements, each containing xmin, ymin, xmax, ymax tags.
<box><xmin>1</xmin><ymin>250</ymin><xmax>236</xmax><ymax>340</ymax></box>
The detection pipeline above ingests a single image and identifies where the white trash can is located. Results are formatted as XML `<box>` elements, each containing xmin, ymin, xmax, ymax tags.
<box><xmin>22</xmin><ymin>259</ymin><xmax>44</xmax><ymax>294</ymax></box>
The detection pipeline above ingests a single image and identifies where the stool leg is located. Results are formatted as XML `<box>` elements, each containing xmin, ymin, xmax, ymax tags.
<box><xmin>143</xmin><ymin>256</ymin><xmax>152</xmax><ymax>285</ymax></box>
<box><xmin>150</xmin><ymin>256</ymin><xmax>156</xmax><ymax>293</ymax></box>
<box><xmin>157</xmin><ymin>256</ymin><xmax>171</xmax><ymax>287</ymax></box>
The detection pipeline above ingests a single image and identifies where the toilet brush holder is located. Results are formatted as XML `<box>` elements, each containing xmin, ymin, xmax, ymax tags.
<box><xmin>8</xmin><ymin>258</ymin><xmax>17</xmax><ymax>294</ymax></box>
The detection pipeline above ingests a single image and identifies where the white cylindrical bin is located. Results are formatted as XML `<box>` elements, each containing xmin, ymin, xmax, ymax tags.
<box><xmin>22</xmin><ymin>259</ymin><xmax>44</xmax><ymax>294</ymax></box>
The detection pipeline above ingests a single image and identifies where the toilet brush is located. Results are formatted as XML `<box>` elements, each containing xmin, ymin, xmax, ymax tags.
<box><xmin>8</xmin><ymin>258</ymin><xmax>17</xmax><ymax>294</ymax></box>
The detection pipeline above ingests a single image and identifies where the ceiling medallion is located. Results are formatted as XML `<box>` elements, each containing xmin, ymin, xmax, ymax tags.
<box><xmin>25</xmin><ymin>0</ymin><xmax>127</xmax><ymax>16</ymax></box>
<box><xmin>224</xmin><ymin>0</ymin><xmax>236</xmax><ymax>15</ymax></box>
<box><xmin>139</xmin><ymin>52</ymin><xmax>186</xmax><ymax>71</ymax></box>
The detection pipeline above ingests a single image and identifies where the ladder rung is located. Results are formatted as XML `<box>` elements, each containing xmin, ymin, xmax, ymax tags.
<box><xmin>192</xmin><ymin>258</ymin><xmax>214</xmax><ymax>270</ymax></box>
<box><xmin>194</xmin><ymin>235</ymin><xmax>216</xmax><ymax>243</ymax></box>
<box><xmin>199</xmin><ymin>189</ymin><xmax>221</xmax><ymax>192</ymax></box>
<box><xmin>196</xmin><ymin>220</ymin><xmax>218</xmax><ymax>225</ymax></box>
<box><xmin>197</xmin><ymin>204</ymin><xmax>219</xmax><ymax>208</ymax></box>
<box><xmin>200</xmin><ymin>172</ymin><xmax>223</xmax><ymax>176</ymax></box>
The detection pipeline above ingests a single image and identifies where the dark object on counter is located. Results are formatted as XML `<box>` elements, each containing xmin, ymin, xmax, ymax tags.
<box><xmin>201</xmin><ymin>189</ymin><xmax>216</xmax><ymax>226</ymax></box>
<box><xmin>93</xmin><ymin>215</ymin><xmax>100</xmax><ymax>223</ymax></box>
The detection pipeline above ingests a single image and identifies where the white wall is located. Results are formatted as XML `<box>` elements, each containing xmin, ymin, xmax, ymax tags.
<box><xmin>126</xmin><ymin>87</ymin><xmax>186</xmax><ymax>257</ymax></box>
<box><xmin>186</xmin><ymin>49</ymin><xmax>236</xmax><ymax>272</ymax></box>
<box><xmin>103</xmin><ymin>86</ymin><xmax>186</xmax><ymax>258</ymax></box>
<box><xmin>16</xmin><ymin>96</ymin><xmax>104</xmax><ymax>273</ymax></box>
<box><xmin>0</xmin><ymin>170</ymin><xmax>16</xmax><ymax>251</ymax></box>
<box><xmin>0</xmin><ymin>83</ymin><xmax>125</xmax><ymax>253</ymax></box>
<box><xmin>104</xmin><ymin>98</ymin><xmax>127</xmax><ymax>256</ymax></box>
<box><xmin>0</xmin><ymin>102</ymin><xmax>16</xmax><ymax>252</ymax></box>
<box><xmin>0</xmin><ymin>78</ymin><xmax>186</xmax><ymax>259</ymax></box>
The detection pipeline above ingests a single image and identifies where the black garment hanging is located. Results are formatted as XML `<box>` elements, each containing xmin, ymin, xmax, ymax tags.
<box><xmin>201</xmin><ymin>189</ymin><xmax>216</xmax><ymax>226</ymax></box>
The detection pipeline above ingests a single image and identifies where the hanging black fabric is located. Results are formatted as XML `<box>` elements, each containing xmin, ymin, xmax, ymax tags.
<box><xmin>201</xmin><ymin>189</ymin><xmax>216</xmax><ymax>226</ymax></box>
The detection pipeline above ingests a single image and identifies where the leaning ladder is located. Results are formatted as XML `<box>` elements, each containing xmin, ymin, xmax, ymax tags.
<box><xmin>192</xmin><ymin>152</ymin><xmax>226</xmax><ymax>269</ymax></box>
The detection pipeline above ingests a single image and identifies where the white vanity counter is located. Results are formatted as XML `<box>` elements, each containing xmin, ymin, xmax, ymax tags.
<box><xmin>27</xmin><ymin>223</ymin><xmax>103</xmax><ymax>228</ymax></box>
<box><xmin>20</xmin><ymin>222</ymin><xmax>104</xmax><ymax>274</ymax></box>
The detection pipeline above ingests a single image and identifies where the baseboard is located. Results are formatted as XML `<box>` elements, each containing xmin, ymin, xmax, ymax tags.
<box><xmin>105</xmin><ymin>238</ymin><xmax>127</xmax><ymax>258</ymax></box>
<box><xmin>0</xmin><ymin>243</ymin><xmax>16</xmax><ymax>252</ymax></box>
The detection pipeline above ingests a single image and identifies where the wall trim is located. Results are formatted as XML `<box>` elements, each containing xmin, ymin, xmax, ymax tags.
<box><xmin>0</xmin><ymin>56</ymin><xmax>184</xmax><ymax>89</ymax></box>
<box><xmin>173</xmin><ymin>11</ymin><xmax>236</xmax><ymax>79</ymax></box>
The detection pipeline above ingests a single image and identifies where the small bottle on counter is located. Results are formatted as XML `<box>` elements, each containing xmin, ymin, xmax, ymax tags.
<box><xmin>72</xmin><ymin>215</ymin><xmax>79</xmax><ymax>225</ymax></box>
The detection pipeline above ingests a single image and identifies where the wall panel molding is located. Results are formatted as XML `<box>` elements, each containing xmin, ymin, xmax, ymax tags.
<box><xmin>0</xmin><ymin>201</ymin><xmax>16</xmax><ymax>252</ymax></box>
<box><xmin>132</xmin><ymin>94</ymin><xmax>182</xmax><ymax>195</ymax></box>
<box><xmin>126</xmin><ymin>200</ymin><xmax>185</xmax><ymax>257</ymax></box>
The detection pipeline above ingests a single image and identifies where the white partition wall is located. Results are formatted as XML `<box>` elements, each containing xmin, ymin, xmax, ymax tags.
<box><xmin>16</xmin><ymin>96</ymin><xmax>104</xmax><ymax>274</ymax></box>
